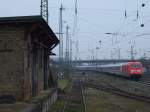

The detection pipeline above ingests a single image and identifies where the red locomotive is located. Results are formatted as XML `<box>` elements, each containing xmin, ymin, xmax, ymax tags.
<box><xmin>100</xmin><ymin>61</ymin><xmax>144</xmax><ymax>78</ymax></box>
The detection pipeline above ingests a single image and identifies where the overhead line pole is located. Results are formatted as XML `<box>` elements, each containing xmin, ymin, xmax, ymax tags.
<box><xmin>131</xmin><ymin>45</ymin><xmax>134</xmax><ymax>60</ymax></box>
<box><xmin>59</xmin><ymin>4</ymin><xmax>65</xmax><ymax>63</ymax></box>
<box><xmin>73</xmin><ymin>0</ymin><xmax>79</xmax><ymax>61</ymax></box>
<box><xmin>76</xmin><ymin>0</ymin><xmax>79</xmax><ymax>61</ymax></box>
<box><xmin>128</xmin><ymin>45</ymin><xmax>137</xmax><ymax>60</ymax></box>
<box><xmin>65</xmin><ymin>25</ymin><xmax>70</xmax><ymax>63</ymax></box>
<box><xmin>70</xmin><ymin>35</ymin><xmax>73</xmax><ymax>67</ymax></box>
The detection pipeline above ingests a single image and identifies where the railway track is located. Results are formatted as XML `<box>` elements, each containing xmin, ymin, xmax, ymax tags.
<box><xmin>89</xmin><ymin>70</ymin><xmax>150</xmax><ymax>87</ymax></box>
<box><xmin>84</xmin><ymin>82</ymin><xmax>150</xmax><ymax>104</ymax></box>
<box><xmin>140</xmin><ymin>75</ymin><xmax>150</xmax><ymax>84</ymax></box>
<box><xmin>76</xmin><ymin>70</ymin><xmax>150</xmax><ymax>103</ymax></box>
<box><xmin>137</xmin><ymin>80</ymin><xmax>150</xmax><ymax>86</ymax></box>
<box><xmin>63</xmin><ymin>79</ymin><xmax>86</xmax><ymax>112</ymax></box>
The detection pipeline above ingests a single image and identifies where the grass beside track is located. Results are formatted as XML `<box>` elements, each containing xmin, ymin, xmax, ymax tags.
<box><xmin>48</xmin><ymin>100</ymin><xmax>65</xmax><ymax>112</ymax></box>
<box><xmin>64</xmin><ymin>103</ymin><xmax>83</xmax><ymax>112</ymax></box>
<box><xmin>85</xmin><ymin>88</ymin><xmax>150</xmax><ymax>112</ymax></box>
<box><xmin>48</xmin><ymin>79</ymin><xmax>70</xmax><ymax>112</ymax></box>
<box><xmin>58</xmin><ymin>79</ymin><xmax>69</xmax><ymax>90</ymax></box>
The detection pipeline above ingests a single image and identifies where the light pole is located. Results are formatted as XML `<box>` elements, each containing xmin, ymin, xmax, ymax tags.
<box><xmin>96</xmin><ymin>47</ymin><xmax>99</xmax><ymax>69</ymax></box>
<box><xmin>105</xmin><ymin>32</ymin><xmax>117</xmax><ymax>46</ymax></box>
<box><xmin>98</xmin><ymin>40</ymin><xmax>102</xmax><ymax>59</ymax></box>
<box><xmin>99</xmin><ymin>40</ymin><xmax>102</xmax><ymax>48</ymax></box>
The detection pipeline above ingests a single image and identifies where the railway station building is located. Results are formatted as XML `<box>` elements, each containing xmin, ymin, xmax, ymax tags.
<box><xmin>0</xmin><ymin>15</ymin><xmax>59</xmax><ymax>105</ymax></box>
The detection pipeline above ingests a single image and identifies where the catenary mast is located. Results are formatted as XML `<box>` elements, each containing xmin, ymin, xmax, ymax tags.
<box><xmin>73</xmin><ymin>0</ymin><xmax>79</xmax><ymax>61</ymax></box>
<box><xmin>41</xmin><ymin>0</ymin><xmax>49</xmax><ymax>23</ymax></box>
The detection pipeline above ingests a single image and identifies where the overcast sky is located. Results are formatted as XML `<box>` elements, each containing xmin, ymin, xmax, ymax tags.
<box><xmin>0</xmin><ymin>0</ymin><xmax>150</xmax><ymax>60</ymax></box>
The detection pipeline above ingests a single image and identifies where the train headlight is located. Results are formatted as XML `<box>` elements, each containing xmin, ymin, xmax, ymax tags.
<box><xmin>131</xmin><ymin>70</ymin><xmax>136</xmax><ymax>72</ymax></box>
<box><xmin>131</xmin><ymin>70</ymin><xmax>141</xmax><ymax>73</ymax></box>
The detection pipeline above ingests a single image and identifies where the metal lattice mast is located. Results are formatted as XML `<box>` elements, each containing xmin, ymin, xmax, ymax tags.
<box><xmin>59</xmin><ymin>4</ymin><xmax>65</xmax><ymax>62</ymax></box>
<box><xmin>69</xmin><ymin>35</ymin><xmax>72</xmax><ymax>66</ymax></box>
<box><xmin>73</xmin><ymin>0</ymin><xmax>79</xmax><ymax>61</ymax></box>
<box><xmin>41</xmin><ymin>0</ymin><xmax>48</xmax><ymax>23</ymax></box>
<box><xmin>65</xmin><ymin>25</ymin><xmax>69</xmax><ymax>62</ymax></box>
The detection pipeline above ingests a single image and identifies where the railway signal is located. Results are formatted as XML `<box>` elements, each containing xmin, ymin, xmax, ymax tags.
<box><xmin>142</xmin><ymin>3</ymin><xmax>145</xmax><ymax>7</ymax></box>
<box><xmin>141</xmin><ymin>24</ymin><xmax>144</xmax><ymax>27</ymax></box>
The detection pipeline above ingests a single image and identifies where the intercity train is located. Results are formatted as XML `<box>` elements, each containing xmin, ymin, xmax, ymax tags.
<box><xmin>100</xmin><ymin>61</ymin><xmax>144</xmax><ymax>78</ymax></box>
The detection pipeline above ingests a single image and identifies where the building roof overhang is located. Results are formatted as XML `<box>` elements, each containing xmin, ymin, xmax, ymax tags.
<box><xmin>0</xmin><ymin>15</ymin><xmax>59</xmax><ymax>50</ymax></box>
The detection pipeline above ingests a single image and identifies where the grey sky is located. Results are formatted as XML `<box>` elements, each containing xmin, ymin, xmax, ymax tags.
<box><xmin>0</xmin><ymin>0</ymin><xmax>150</xmax><ymax>60</ymax></box>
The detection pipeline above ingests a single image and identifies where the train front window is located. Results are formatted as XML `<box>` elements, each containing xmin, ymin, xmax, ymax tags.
<box><xmin>131</xmin><ymin>64</ymin><xmax>142</xmax><ymax>68</ymax></box>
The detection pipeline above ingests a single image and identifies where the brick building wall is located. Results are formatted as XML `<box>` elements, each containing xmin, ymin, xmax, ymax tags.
<box><xmin>0</xmin><ymin>26</ymin><xmax>50</xmax><ymax>101</ymax></box>
<box><xmin>0</xmin><ymin>26</ymin><xmax>25</xmax><ymax>101</ymax></box>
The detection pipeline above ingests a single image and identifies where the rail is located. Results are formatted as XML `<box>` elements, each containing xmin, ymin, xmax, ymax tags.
<box><xmin>62</xmin><ymin>80</ymin><xmax>86</xmax><ymax>112</ymax></box>
<box><xmin>81</xmin><ymin>81</ymin><xmax>87</xmax><ymax>112</ymax></box>
<box><xmin>84</xmin><ymin>82</ymin><xmax>150</xmax><ymax>103</ymax></box>
<box><xmin>87</xmin><ymin>70</ymin><xmax>150</xmax><ymax>87</ymax></box>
